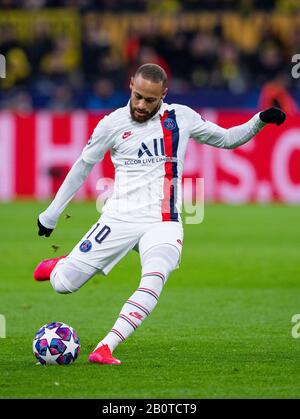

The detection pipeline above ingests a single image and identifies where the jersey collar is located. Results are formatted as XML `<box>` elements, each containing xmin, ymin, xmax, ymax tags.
<box><xmin>155</xmin><ymin>101</ymin><xmax>167</xmax><ymax>118</ymax></box>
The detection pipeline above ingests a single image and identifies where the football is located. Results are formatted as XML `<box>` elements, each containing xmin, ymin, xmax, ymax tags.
<box><xmin>33</xmin><ymin>322</ymin><xmax>80</xmax><ymax>365</ymax></box>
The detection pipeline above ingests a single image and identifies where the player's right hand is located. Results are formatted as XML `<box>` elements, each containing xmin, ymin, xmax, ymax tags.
<box><xmin>37</xmin><ymin>218</ymin><xmax>54</xmax><ymax>237</ymax></box>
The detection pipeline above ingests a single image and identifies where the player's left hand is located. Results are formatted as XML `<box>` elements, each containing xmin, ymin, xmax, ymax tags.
<box><xmin>259</xmin><ymin>107</ymin><xmax>286</xmax><ymax>126</ymax></box>
<box><xmin>37</xmin><ymin>218</ymin><xmax>53</xmax><ymax>237</ymax></box>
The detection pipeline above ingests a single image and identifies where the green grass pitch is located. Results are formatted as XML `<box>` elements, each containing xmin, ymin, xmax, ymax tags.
<box><xmin>0</xmin><ymin>201</ymin><xmax>300</xmax><ymax>399</ymax></box>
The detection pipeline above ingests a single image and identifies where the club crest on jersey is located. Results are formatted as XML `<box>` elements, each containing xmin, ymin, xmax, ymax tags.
<box><xmin>79</xmin><ymin>240</ymin><xmax>92</xmax><ymax>252</ymax></box>
<box><xmin>163</xmin><ymin>117</ymin><xmax>177</xmax><ymax>131</ymax></box>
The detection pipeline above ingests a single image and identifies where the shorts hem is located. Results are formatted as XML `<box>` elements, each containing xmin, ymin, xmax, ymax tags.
<box><xmin>140</xmin><ymin>242</ymin><xmax>181</xmax><ymax>258</ymax></box>
<box><xmin>68</xmin><ymin>256</ymin><xmax>103</xmax><ymax>275</ymax></box>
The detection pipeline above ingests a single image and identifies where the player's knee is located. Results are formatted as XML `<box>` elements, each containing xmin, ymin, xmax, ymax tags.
<box><xmin>142</xmin><ymin>244</ymin><xmax>180</xmax><ymax>278</ymax></box>
<box><xmin>50</xmin><ymin>260</ymin><xmax>94</xmax><ymax>294</ymax></box>
<box><xmin>50</xmin><ymin>269</ymin><xmax>76</xmax><ymax>294</ymax></box>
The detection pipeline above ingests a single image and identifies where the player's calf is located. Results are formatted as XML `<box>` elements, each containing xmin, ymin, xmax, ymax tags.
<box><xmin>94</xmin><ymin>244</ymin><xmax>180</xmax><ymax>353</ymax></box>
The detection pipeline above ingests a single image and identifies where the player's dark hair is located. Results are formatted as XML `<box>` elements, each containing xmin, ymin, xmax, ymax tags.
<box><xmin>134</xmin><ymin>63</ymin><xmax>168</xmax><ymax>88</ymax></box>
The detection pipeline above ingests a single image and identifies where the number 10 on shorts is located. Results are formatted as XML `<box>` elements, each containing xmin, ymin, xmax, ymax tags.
<box><xmin>87</xmin><ymin>224</ymin><xmax>111</xmax><ymax>244</ymax></box>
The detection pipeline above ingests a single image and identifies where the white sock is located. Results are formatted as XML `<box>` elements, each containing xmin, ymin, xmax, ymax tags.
<box><xmin>95</xmin><ymin>244</ymin><xmax>179</xmax><ymax>352</ymax></box>
<box><xmin>96</xmin><ymin>272</ymin><xmax>164</xmax><ymax>351</ymax></box>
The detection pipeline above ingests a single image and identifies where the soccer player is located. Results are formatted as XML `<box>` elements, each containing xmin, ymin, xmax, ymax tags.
<box><xmin>34</xmin><ymin>63</ymin><xmax>286</xmax><ymax>365</ymax></box>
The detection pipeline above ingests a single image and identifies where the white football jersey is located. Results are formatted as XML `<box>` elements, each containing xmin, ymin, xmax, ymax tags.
<box><xmin>81</xmin><ymin>101</ymin><xmax>263</xmax><ymax>223</ymax></box>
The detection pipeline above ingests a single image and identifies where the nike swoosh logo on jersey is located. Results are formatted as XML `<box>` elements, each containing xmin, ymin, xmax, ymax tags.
<box><xmin>122</xmin><ymin>131</ymin><xmax>133</xmax><ymax>139</ymax></box>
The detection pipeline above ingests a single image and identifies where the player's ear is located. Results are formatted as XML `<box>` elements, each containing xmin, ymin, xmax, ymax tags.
<box><xmin>129</xmin><ymin>77</ymin><xmax>134</xmax><ymax>90</ymax></box>
<box><xmin>162</xmin><ymin>87</ymin><xmax>168</xmax><ymax>100</ymax></box>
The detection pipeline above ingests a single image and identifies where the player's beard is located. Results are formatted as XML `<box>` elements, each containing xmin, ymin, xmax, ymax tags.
<box><xmin>130</xmin><ymin>100</ymin><xmax>161</xmax><ymax>123</ymax></box>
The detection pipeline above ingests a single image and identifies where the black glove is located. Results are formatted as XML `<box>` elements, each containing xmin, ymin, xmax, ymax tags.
<box><xmin>259</xmin><ymin>107</ymin><xmax>286</xmax><ymax>126</ymax></box>
<box><xmin>37</xmin><ymin>218</ymin><xmax>53</xmax><ymax>237</ymax></box>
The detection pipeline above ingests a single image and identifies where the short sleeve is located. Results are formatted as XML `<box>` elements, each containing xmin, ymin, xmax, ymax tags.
<box><xmin>81</xmin><ymin>115</ymin><xmax>115</xmax><ymax>164</ymax></box>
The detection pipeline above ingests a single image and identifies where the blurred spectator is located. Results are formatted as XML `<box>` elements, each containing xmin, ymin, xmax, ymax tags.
<box><xmin>1</xmin><ymin>48</ymin><xmax>31</xmax><ymax>89</ymax></box>
<box><xmin>0</xmin><ymin>24</ymin><xmax>20</xmax><ymax>54</ymax></box>
<box><xmin>189</xmin><ymin>31</ymin><xmax>219</xmax><ymax>88</ymax></box>
<box><xmin>147</xmin><ymin>0</ymin><xmax>182</xmax><ymax>13</ymax></box>
<box><xmin>124</xmin><ymin>42</ymin><xmax>172</xmax><ymax>92</ymax></box>
<box><xmin>40</xmin><ymin>36</ymin><xmax>78</xmax><ymax>82</ymax></box>
<box><xmin>81</xmin><ymin>22</ymin><xmax>111</xmax><ymax>81</ymax></box>
<box><xmin>123</xmin><ymin>28</ymin><xmax>141</xmax><ymax>64</ymax></box>
<box><xmin>29</xmin><ymin>20</ymin><xmax>54</xmax><ymax>77</ymax></box>
<box><xmin>47</xmin><ymin>83</ymin><xmax>75</xmax><ymax>111</ymax></box>
<box><xmin>86</xmin><ymin>78</ymin><xmax>127</xmax><ymax>110</ymax></box>
<box><xmin>94</xmin><ymin>53</ymin><xmax>126</xmax><ymax>89</ymax></box>
<box><xmin>216</xmin><ymin>42</ymin><xmax>247</xmax><ymax>93</ymax></box>
<box><xmin>256</xmin><ymin>46</ymin><xmax>285</xmax><ymax>85</ymax></box>
<box><xmin>276</xmin><ymin>0</ymin><xmax>300</xmax><ymax>13</ymax></box>
<box><xmin>0</xmin><ymin>0</ymin><xmax>17</xmax><ymax>8</ymax></box>
<box><xmin>0</xmin><ymin>89</ymin><xmax>33</xmax><ymax>112</ymax></box>
<box><xmin>0</xmin><ymin>23</ymin><xmax>31</xmax><ymax>90</ymax></box>
<box><xmin>161</xmin><ymin>29</ymin><xmax>194</xmax><ymax>92</ymax></box>
<box><xmin>258</xmin><ymin>73</ymin><xmax>298</xmax><ymax>116</ymax></box>
<box><xmin>135</xmin><ymin>46</ymin><xmax>172</xmax><ymax>77</ymax></box>
<box><xmin>22</xmin><ymin>0</ymin><xmax>47</xmax><ymax>8</ymax></box>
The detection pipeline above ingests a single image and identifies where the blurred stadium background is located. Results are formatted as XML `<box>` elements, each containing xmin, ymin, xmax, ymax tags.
<box><xmin>0</xmin><ymin>0</ymin><xmax>299</xmax><ymax>204</ymax></box>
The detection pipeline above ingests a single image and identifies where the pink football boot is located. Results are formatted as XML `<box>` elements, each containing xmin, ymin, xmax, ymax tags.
<box><xmin>33</xmin><ymin>256</ymin><xmax>66</xmax><ymax>281</ymax></box>
<box><xmin>88</xmin><ymin>345</ymin><xmax>121</xmax><ymax>365</ymax></box>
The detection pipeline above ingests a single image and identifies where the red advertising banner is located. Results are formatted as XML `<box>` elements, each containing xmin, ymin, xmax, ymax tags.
<box><xmin>0</xmin><ymin>111</ymin><xmax>299</xmax><ymax>202</ymax></box>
